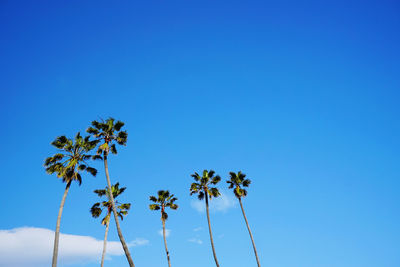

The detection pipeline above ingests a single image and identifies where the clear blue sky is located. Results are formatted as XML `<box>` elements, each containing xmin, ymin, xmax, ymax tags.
<box><xmin>0</xmin><ymin>0</ymin><xmax>399</xmax><ymax>266</ymax></box>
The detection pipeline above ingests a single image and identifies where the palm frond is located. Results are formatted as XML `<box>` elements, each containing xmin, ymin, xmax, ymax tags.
<box><xmin>242</xmin><ymin>179</ymin><xmax>251</xmax><ymax>187</ymax></box>
<box><xmin>101</xmin><ymin>213</ymin><xmax>111</xmax><ymax>225</ymax></box>
<box><xmin>241</xmin><ymin>189</ymin><xmax>248</xmax><ymax>197</ymax></box>
<box><xmin>44</xmin><ymin>154</ymin><xmax>64</xmax><ymax>166</ymax></box>
<box><xmin>110</xmin><ymin>144</ymin><xmax>117</xmax><ymax>154</ymax></box>
<box><xmin>118</xmin><ymin>203</ymin><xmax>131</xmax><ymax>211</ymax></box>
<box><xmin>149</xmin><ymin>204</ymin><xmax>160</xmax><ymax>210</ymax></box>
<box><xmin>90</xmin><ymin>203</ymin><xmax>102</xmax><ymax>218</ymax></box>
<box><xmin>51</xmin><ymin>136</ymin><xmax>68</xmax><ymax>149</ymax></box>
<box><xmin>91</xmin><ymin>120</ymin><xmax>102</xmax><ymax>130</ymax></box>
<box><xmin>168</xmin><ymin>203</ymin><xmax>178</xmax><ymax>210</ymax></box>
<box><xmin>162</xmin><ymin>211</ymin><xmax>168</xmax><ymax>221</ymax></box>
<box><xmin>94</xmin><ymin>189</ymin><xmax>107</xmax><ymax>197</ymax></box>
<box><xmin>116</xmin><ymin>131</ymin><xmax>128</xmax><ymax>145</ymax></box>
<box><xmin>209</xmin><ymin>187</ymin><xmax>220</xmax><ymax>198</ymax></box>
<box><xmin>86</xmin><ymin>127</ymin><xmax>99</xmax><ymax>135</ymax></box>
<box><xmin>198</xmin><ymin>191</ymin><xmax>205</xmax><ymax>200</ymax></box>
<box><xmin>211</xmin><ymin>175</ymin><xmax>221</xmax><ymax>185</ymax></box>
<box><xmin>78</xmin><ymin>164</ymin><xmax>87</xmax><ymax>171</ymax></box>
<box><xmin>114</xmin><ymin>121</ymin><xmax>125</xmax><ymax>131</ymax></box>
<box><xmin>45</xmin><ymin>163</ymin><xmax>63</xmax><ymax>175</ymax></box>
<box><xmin>85</xmin><ymin>167</ymin><xmax>97</xmax><ymax>177</ymax></box>
<box><xmin>208</xmin><ymin>170</ymin><xmax>215</xmax><ymax>177</ymax></box>
<box><xmin>92</xmin><ymin>155</ymin><xmax>103</xmax><ymax>161</ymax></box>
<box><xmin>75</xmin><ymin>173</ymin><xmax>82</xmax><ymax>185</ymax></box>
<box><xmin>190</xmin><ymin>183</ymin><xmax>200</xmax><ymax>194</ymax></box>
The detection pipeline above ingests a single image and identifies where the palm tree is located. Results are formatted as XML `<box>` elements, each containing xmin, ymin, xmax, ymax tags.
<box><xmin>86</xmin><ymin>118</ymin><xmax>135</xmax><ymax>267</ymax></box>
<box><xmin>149</xmin><ymin>190</ymin><xmax>178</xmax><ymax>267</ymax></box>
<box><xmin>91</xmin><ymin>183</ymin><xmax>131</xmax><ymax>267</ymax></box>
<box><xmin>44</xmin><ymin>133</ymin><xmax>98</xmax><ymax>267</ymax></box>
<box><xmin>227</xmin><ymin>171</ymin><xmax>260</xmax><ymax>267</ymax></box>
<box><xmin>190</xmin><ymin>170</ymin><xmax>221</xmax><ymax>267</ymax></box>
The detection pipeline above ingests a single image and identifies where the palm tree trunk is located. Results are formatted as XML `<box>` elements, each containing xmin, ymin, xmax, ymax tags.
<box><xmin>52</xmin><ymin>182</ymin><xmax>71</xmax><ymax>267</ymax></box>
<box><xmin>100</xmin><ymin>218</ymin><xmax>110</xmax><ymax>267</ymax></box>
<box><xmin>103</xmin><ymin>154</ymin><xmax>135</xmax><ymax>267</ymax></box>
<box><xmin>239</xmin><ymin>198</ymin><xmax>261</xmax><ymax>267</ymax></box>
<box><xmin>162</xmin><ymin>219</ymin><xmax>171</xmax><ymax>267</ymax></box>
<box><xmin>205</xmin><ymin>191</ymin><xmax>220</xmax><ymax>267</ymax></box>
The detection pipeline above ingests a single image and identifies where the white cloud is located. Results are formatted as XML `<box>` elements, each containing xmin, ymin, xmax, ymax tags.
<box><xmin>128</xmin><ymin>238</ymin><xmax>149</xmax><ymax>247</ymax></box>
<box><xmin>188</xmin><ymin>238</ymin><xmax>203</xmax><ymax>245</ymax></box>
<box><xmin>158</xmin><ymin>229</ymin><xmax>171</xmax><ymax>238</ymax></box>
<box><xmin>0</xmin><ymin>227</ymin><xmax>148</xmax><ymax>267</ymax></box>
<box><xmin>191</xmin><ymin>191</ymin><xmax>237</xmax><ymax>213</ymax></box>
<box><xmin>193</xmin><ymin>227</ymin><xmax>202</xmax><ymax>232</ymax></box>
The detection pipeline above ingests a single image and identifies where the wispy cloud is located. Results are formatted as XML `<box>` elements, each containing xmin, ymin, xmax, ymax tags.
<box><xmin>128</xmin><ymin>238</ymin><xmax>149</xmax><ymax>247</ymax></box>
<box><xmin>0</xmin><ymin>227</ymin><xmax>148</xmax><ymax>267</ymax></box>
<box><xmin>193</xmin><ymin>227</ymin><xmax>202</xmax><ymax>232</ymax></box>
<box><xmin>188</xmin><ymin>238</ymin><xmax>203</xmax><ymax>245</ymax></box>
<box><xmin>158</xmin><ymin>229</ymin><xmax>171</xmax><ymax>238</ymax></box>
<box><xmin>191</xmin><ymin>191</ymin><xmax>237</xmax><ymax>213</ymax></box>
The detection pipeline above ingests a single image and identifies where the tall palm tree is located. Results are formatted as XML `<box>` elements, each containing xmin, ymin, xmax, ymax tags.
<box><xmin>91</xmin><ymin>183</ymin><xmax>131</xmax><ymax>267</ymax></box>
<box><xmin>86</xmin><ymin>118</ymin><xmax>135</xmax><ymax>267</ymax></box>
<box><xmin>190</xmin><ymin>170</ymin><xmax>221</xmax><ymax>267</ymax></box>
<box><xmin>149</xmin><ymin>190</ymin><xmax>178</xmax><ymax>267</ymax></box>
<box><xmin>44</xmin><ymin>133</ymin><xmax>98</xmax><ymax>267</ymax></box>
<box><xmin>227</xmin><ymin>171</ymin><xmax>260</xmax><ymax>267</ymax></box>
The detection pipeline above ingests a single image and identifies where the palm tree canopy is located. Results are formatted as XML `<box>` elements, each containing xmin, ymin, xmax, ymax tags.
<box><xmin>44</xmin><ymin>132</ymin><xmax>99</xmax><ymax>185</ymax></box>
<box><xmin>226</xmin><ymin>171</ymin><xmax>252</xmax><ymax>198</ymax></box>
<box><xmin>86</xmin><ymin>118</ymin><xmax>128</xmax><ymax>156</ymax></box>
<box><xmin>190</xmin><ymin>170</ymin><xmax>221</xmax><ymax>200</ymax></box>
<box><xmin>149</xmin><ymin>190</ymin><xmax>178</xmax><ymax>221</ymax></box>
<box><xmin>91</xmin><ymin>182</ymin><xmax>131</xmax><ymax>225</ymax></box>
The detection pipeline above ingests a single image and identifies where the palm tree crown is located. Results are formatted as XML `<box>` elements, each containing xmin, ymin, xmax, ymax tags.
<box><xmin>44</xmin><ymin>132</ymin><xmax>98</xmax><ymax>184</ymax></box>
<box><xmin>149</xmin><ymin>190</ymin><xmax>178</xmax><ymax>221</ymax></box>
<box><xmin>226</xmin><ymin>171</ymin><xmax>251</xmax><ymax>199</ymax></box>
<box><xmin>86</xmin><ymin>117</ymin><xmax>128</xmax><ymax>156</ymax></box>
<box><xmin>190</xmin><ymin>170</ymin><xmax>221</xmax><ymax>200</ymax></box>
<box><xmin>91</xmin><ymin>183</ymin><xmax>131</xmax><ymax>225</ymax></box>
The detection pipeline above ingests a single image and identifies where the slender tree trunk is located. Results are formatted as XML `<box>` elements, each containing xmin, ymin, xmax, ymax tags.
<box><xmin>239</xmin><ymin>198</ymin><xmax>261</xmax><ymax>267</ymax></box>
<box><xmin>52</xmin><ymin>182</ymin><xmax>71</xmax><ymax>267</ymax></box>
<box><xmin>162</xmin><ymin>219</ymin><xmax>171</xmax><ymax>267</ymax></box>
<box><xmin>100</xmin><ymin>217</ymin><xmax>110</xmax><ymax>267</ymax></box>
<box><xmin>205</xmin><ymin>191</ymin><xmax>220</xmax><ymax>267</ymax></box>
<box><xmin>103</xmin><ymin>153</ymin><xmax>135</xmax><ymax>267</ymax></box>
